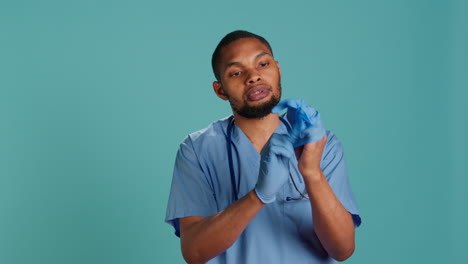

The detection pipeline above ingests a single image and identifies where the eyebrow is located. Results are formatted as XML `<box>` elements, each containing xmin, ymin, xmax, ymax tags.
<box><xmin>224</xmin><ymin>51</ymin><xmax>272</xmax><ymax>69</ymax></box>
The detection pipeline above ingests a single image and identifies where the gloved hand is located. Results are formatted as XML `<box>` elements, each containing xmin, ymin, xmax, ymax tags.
<box><xmin>272</xmin><ymin>99</ymin><xmax>326</xmax><ymax>148</ymax></box>
<box><xmin>255</xmin><ymin>133</ymin><xmax>296</xmax><ymax>204</ymax></box>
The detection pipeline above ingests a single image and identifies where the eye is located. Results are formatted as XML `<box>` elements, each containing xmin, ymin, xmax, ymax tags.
<box><xmin>259</xmin><ymin>62</ymin><xmax>270</xmax><ymax>68</ymax></box>
<box><xmin>230</xmin><ymin>71</ymin><xmax>241</xmax><ymax>77</ymax></box>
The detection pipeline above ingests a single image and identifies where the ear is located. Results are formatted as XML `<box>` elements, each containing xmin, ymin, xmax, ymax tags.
<box><xmin>213</xmin><ymin>81</ymin><xmax>229</xmax><ymax>100</ymax></box>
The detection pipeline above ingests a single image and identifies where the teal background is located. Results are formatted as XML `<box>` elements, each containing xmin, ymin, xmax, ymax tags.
<box><xmin>1</xmin><ymin>0</ymin><xmax>467</xmax><ymax>263</ymax></box>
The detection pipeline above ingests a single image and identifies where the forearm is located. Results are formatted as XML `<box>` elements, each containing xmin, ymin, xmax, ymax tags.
<box><xmin>304</xmin><ymin>171</ymin><xmax>355</xmax><ymax>261</ymax></box>
<box><xmin>180</xmin><ymin>190</ymin><xmax>265</xmax><ymax>264</ymax></box>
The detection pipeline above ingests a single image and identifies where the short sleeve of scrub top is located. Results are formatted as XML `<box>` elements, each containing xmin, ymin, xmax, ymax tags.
<box><xmin>165</xmin><ymin>134</ymin><xmax>219</xmax><ymax>237</ymax></box>
<box><xmin>320</xmin><ymin>132</ymin><xmax>361</xmax><ymax>226</ymax></box>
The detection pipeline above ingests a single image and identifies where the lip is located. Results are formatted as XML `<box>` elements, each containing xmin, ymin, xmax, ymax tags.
<box><xmin>245</xmin><ymin>84</ymin><xmax>271</xmax><ymax>101</ymax></box>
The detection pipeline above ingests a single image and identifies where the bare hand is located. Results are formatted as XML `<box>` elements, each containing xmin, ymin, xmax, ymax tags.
<box><xmin>296</xmin><ymin>134</ymin><xmax>327</xmax><ymax>181</ymax></box>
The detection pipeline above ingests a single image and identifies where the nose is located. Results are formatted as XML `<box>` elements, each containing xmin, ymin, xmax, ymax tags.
<box><xmin>245</xmin><ymin>69</ymin><xmax>262</xmax><ymax>84</ymax></box>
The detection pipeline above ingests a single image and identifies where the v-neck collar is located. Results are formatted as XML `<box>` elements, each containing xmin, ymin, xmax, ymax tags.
<box><xmin>230</xmin><ymin>119</ymin><xmax>290</xmax><ymax>155</ymax></box>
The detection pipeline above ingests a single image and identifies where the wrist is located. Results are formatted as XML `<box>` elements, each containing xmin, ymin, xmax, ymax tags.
<box><xmin>253</xmin><ymin>188</ymin><xmax>275</xmax><ymax>204</ymax></box>
<box><xmin>302</xmin><ymin>170</ymin><xmax>325</xmax><ymax>184</ymax></box>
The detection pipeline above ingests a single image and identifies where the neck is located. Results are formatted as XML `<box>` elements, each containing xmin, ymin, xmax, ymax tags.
<box><xmin>233</xmin><ymin>113</ymin><xmax>281</xmax><ymax>153</ymax></box>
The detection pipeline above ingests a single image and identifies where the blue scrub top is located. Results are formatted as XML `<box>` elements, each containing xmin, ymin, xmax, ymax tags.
<box><xmin>165</xmin><ymin>116</ymin><xmax>361</xmax><ymax>263</ymax></box>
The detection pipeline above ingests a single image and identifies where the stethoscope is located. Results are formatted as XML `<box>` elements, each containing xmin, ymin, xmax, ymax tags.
<box><xmin>226</xmin><ymin>115</ymin><xmax>309</xmax><ymax>202</ymax></box>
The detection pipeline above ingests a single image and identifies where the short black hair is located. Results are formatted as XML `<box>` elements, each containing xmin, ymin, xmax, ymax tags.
<box><xmin>211</xmin><ymin>30</ymin><xmax>273</xmax><ymax>81</ymax></box>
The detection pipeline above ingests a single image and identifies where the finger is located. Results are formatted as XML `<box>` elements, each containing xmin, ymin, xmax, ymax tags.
<box><xmin>268</xmin><ymin>134</ymin><xmax>295</xmax><ymax>157</ymax></box>
<box><xmin>298</xmin><ymin>108</ymin><xmax>313</xmax><ymax>126</ymax></box>
<box><xmin>271</xmin><ymin>99</ymin><xmax>303</xmax><ymax>113</ymax></box>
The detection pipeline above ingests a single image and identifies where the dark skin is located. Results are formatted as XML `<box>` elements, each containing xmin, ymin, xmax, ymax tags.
<box><xmin>179</xmin><ymin>38</ymin><xmax>355</xmax><ymax>264</ymax></box>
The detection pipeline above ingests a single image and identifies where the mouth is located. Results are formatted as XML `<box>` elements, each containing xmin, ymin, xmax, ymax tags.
<box><xmin>245</xmin><ymin>85</ymin><xmax>271</xmax><ymax>101</ymax></box>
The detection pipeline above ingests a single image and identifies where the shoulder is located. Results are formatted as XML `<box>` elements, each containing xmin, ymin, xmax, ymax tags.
<box><xmin>325</xmin><ymin>130</ymin><xmax>343</xmax><ymax>150</ymax></box>
<box><xmin>179</xmin><ymin>116</ymin><xmax>231</xmax><ymax>152</ymax></box>
<box><xmin>323</xmin><ymin>130</ymin><xmax>346</xmax><ymax>161</ymax></box>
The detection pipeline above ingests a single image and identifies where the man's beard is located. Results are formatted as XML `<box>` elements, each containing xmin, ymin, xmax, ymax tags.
<box><xmin>229</xmin><ymin>84</ymin><xmax>281</xmax><ymax>119</ymax></box>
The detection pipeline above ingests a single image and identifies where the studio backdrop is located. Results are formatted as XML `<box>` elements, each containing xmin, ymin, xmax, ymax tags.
<box><xmin>1</xmin><ymin>0</ymin><xmax>467</xmax><ymax>263</ymax></box>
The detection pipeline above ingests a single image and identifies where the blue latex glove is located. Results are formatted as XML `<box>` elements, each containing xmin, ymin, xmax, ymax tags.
<box><xmin>272</xmin><ymin>99</ymin><xmax>326</xmax><ymax>147</ymax></box>
<box><xmin>255</xmin><ymin>133</ymin><xmax>296</xmax><ymax>204</ymax></box>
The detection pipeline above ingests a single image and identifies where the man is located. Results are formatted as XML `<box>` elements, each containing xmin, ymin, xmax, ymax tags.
<box><xmin>165</xmin><ymin>30</ymin><xmax>361</xmax><ymax>263</ymax></box>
